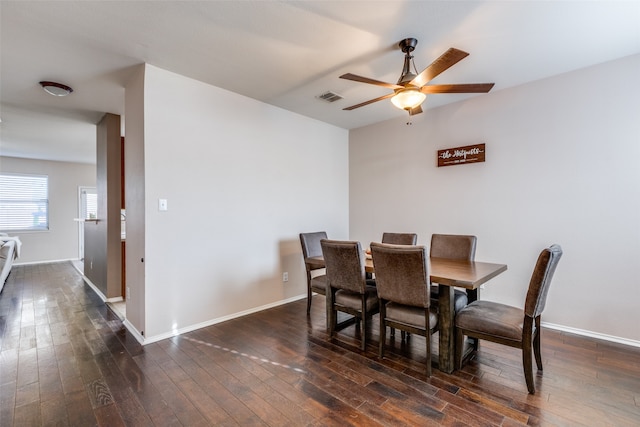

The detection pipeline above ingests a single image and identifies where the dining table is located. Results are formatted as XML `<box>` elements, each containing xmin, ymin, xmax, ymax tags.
<box><xmin>304</xmin><ymin>254</ymin><xmax>507</xmax><ymax>374</ymax></box>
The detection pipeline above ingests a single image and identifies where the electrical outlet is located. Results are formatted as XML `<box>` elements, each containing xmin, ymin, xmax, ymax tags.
<box><xmin>282</xmin><ymin>272</ymin><xmax>288</xmax><ymax>282</ymax></box>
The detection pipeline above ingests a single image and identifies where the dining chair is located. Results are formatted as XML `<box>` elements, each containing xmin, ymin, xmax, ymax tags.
<box><xmin>367</xmin><ymin>232</ymin><xmax>418</xmax><ymax>281</ymax></box>
<box><xmin>430</xmin><ymin>234</ymin><xmax>477</xmax><ymax>312</ymax></box>
<box><xmin>380</xmin><ymin>233</ymin><xmax>418</xmax><ymax>337</ymax></box>
<box><xmin>299</xmin><ymin>231</ymin><xmax>328</xmax><ymax>314</ymax></box>
<box><xmin>455</xmin><ymin>244</ymin><xmax>563</xmax><ymax>394</ymax></box>
<box><xmin>321</xmin><ymin>239</ymin><xmax>379</xmax><ymax>351</ymax></box>
<box><xmin>370</xmin><ymin>242</ymin><xmax>438</xmax><ymax>376</ymax></box>
<box><xmin>381</xmin><ymin>232</ymin><xmax>418</xmax><ymax>245</ymax></box>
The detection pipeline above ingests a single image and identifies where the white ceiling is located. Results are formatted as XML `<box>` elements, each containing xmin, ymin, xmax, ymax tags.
<box><xmin>1</xmin><ymin>1</ymin><xmax>639</xmax><ymax>164</ymax></box>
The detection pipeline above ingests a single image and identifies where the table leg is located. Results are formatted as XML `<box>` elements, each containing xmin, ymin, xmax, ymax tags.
<box><xmin>466</xmin><ymin>287</ymin><xmax>479</xmax><ymax>303</ymax></box>
<box><xmin>438</xmin><ymin>284</ymin><xmax>455</xmax><ymax>373</ymax></box>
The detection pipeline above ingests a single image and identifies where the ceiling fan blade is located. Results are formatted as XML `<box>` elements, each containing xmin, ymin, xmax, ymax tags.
<box><xmin>340</xmin><ymin>73</ymin><xmax>403</xmax><ymax>90</ymax></box>
<box><xmin>409</xmin><ymin>48</ymin><xmax>469</xmax><ymax>87</ymax></box>
<box><xmin>420</xmin><ymin>83</ymin><xmax>495</xmax><ymax>94</ymax></box>
<box><xmin>342</xmin><ymin>93</ymin><xmax>395</xmax><ymax>110</ymax></box>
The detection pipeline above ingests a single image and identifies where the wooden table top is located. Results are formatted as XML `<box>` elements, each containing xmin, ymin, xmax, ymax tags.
<box><xmin>305</xmin><ymin>255</ymin><xmax>507</xmax><ymax>290</ymax></box>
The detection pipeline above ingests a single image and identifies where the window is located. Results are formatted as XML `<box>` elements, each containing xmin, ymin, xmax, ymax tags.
<box><xmin>81</xmin><ymin>187</ymin><xmax>97</xmax><ymax>220</ymax></box>
<box><xmin>0</xmin><ymin>173</ymin><xmax>49</xmax><ymax>231</ymax></box>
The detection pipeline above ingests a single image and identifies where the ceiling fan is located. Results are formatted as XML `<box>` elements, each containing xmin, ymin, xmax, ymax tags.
<box><xmin>340</xmin><ymin>38</ymin><xmax>495</xmax><ymax>116</ymax></box>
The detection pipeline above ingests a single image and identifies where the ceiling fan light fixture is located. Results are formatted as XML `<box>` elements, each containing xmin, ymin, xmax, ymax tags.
<box><xmin>391</xmin><ymin>88</ymin><xmax>425</xmax><ymax>111</ymax></box>
<box><xmin>39</xmin><ymin>81</ymin><xmax>73</xmax><ymax>97</ymax></box>
<box><xmin>340</xmin><ymin>39</ymin><xmax>493</xmax><ymax>117</ymax></box>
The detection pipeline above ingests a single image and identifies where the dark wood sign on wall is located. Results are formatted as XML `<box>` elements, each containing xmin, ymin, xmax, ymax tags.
<box><xmin>437</xmin><ymin>143</ymin><xmax>485</xmax><ymax>167</ymax></box>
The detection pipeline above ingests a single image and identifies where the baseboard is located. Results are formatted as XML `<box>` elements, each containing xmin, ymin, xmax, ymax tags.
<box><xmin>141</xmin><ymin>293</ymin><xmax>307</xmax><ymax>345</ymax></box>
<box><xmin>77</xmin><ymin>269</ymin><xmax>123</xmax><ymax>303</ymax></box>
<box><xmin>81</xmin><ymin>275</ymin><xmax>107</xmax><ymax>303</ymax></box>
<box><xmin>542</xmin><ymin>321</ymin><xmax>640</xmax><ymax>348</ymax></box>
<box><xmin>14</xmin><ymin>257</ymin><xmax>78</xmax><ymax>266</ymax></box>
<box><xmin>123</xmin><ymin>318</ymin><xmax>145</xmax><ymax>345</ymax></box>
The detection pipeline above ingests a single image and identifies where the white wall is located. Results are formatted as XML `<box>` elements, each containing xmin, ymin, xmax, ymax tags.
<box><xmin>124</xmin><ymin>64</ymin><xmax>146</xmax><ymax>334</ymax></box>
<box><xmin>350</xmin><ymin>54</ymin><xmax>640</xmax><ymax>343</ymax></box>
<box><xmin>0</xmin><ymin>156</ymin><xmax>96</xmax><ymax>263</ymax></box>
<box><xmin>141</xmin><ymin>65</ymin><xmax>349</xmax><ymax>340</ymax></box>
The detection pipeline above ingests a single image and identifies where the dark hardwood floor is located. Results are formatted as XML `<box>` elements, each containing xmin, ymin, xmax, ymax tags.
<box><xmin>1</xmin><ymin>262</ymin><xmax>639</xmax><ymax>426</ymax></box>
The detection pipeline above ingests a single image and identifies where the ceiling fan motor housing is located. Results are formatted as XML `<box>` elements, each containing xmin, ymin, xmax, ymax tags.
<box><xmin>399</xmin><ymin>38</ymin><xmax>418</xmax><ymax>53</ymax></box>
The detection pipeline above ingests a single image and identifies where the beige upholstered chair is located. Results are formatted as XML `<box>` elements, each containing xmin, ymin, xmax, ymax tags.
<box><xmin>321</xmin><ymin>239</ymin><xmax>379</xmax><ymax>351</ymax></box>
<box><xmin>430</xmin><ymin>234</ymin><xmax>477</xmax><ymax>312</ymax></box>
<box><xmin>370</xmin><ymin>242</ymin><xmax>438</xmax><ymax>376</ymax></box>
<box><xmin>455</xmin><ymin>244</ymin><xmax>563</xmax><ymax>394</ymax></box>
<box><xmin>299</xmin><ymin>232</ymin><xmax>328</xmax><ymax>314</ymax></box>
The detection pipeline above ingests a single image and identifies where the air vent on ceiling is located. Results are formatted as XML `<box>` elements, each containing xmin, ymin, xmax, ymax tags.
<box><xmin>316</xmin><ymin>91</ymin><xmax>343</xmax><ymax>103</ymax></box>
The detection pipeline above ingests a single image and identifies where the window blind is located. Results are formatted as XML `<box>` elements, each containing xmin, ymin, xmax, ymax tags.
<box><xmin>0</xmin><ymin>173</ymin><xmax>49</xmax><ymax>231</ymax></box>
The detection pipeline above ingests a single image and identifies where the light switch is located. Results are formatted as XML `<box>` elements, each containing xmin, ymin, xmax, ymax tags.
<box><xmin>159</xmin><ymin>198</ymin><xmax>168</xmax><ymax>211</ymax></box>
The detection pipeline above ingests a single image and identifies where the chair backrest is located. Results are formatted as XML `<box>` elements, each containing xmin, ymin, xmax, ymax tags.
<box><xmin>300</xmin><ymin>231</ymin><xmax>328</xmax><ymax>260</ymax></box>
<box><xmin>381</xmin><ymin>232</ymin><xmax>418</xmax><ymax>245</ymax></box>
<box><xmin>430</xmin><ymin>234</ymin><xmax>477</xmax><ymax>260</ymax></box>
<box><xmin>320</xmin><ymin>239</ymin><xmax>367</xmax><ymax>294</ymax></box>
<box><xmin>524</xmin><ymin>244</ymin><xmax>563</xmax><ymax>318</ymax></box>
<box><xmin>370</xmin><ymin>242</ymin><xmax>430</xmax><ymax>308</ymax></box>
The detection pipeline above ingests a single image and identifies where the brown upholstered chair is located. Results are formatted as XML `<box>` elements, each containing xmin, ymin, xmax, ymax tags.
<box><xmin>430</xmin><ymin>234</ymin><xmax>477</xmax><ymax>313</ymax></box>
<box><xmin>455</xmin><ymin>244</ymin><xmax>563</xmax><ymax>394</ymax></box>
<box><xmin>381</xmin><ymin>232</ymin><xmax>418</xmax><ymax>245</ymax></box>
<box><xmin>370</xmin><ymin>242</ymin><xmax>438</xmax><ymax>375</ymax></box>
<box><xmin>299</xmin><ymin>232</ymin><xmax>328</xmax><ymax>314</ymax></box>
<box><xmin>321</xmin><ymin>239</ymin><xmax>379</xmax><ymax>351</ymax></box>
<box><xmin>367</xmin><ymin>232</ymin><xmax>417</xmax><ymax>279</ymax></box>
<box><xmin>380</xmin><ymin>233</ymin><xmax>417</xmax><ymax>338</ymax></box>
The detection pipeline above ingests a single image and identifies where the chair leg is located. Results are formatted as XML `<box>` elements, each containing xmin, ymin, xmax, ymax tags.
<box><xmin>455</xmin><ymin>328</ymin><xmax>465</xmax><ymax>370</ymax></box>
<box><xmin>533</xmin><ymin>316</ymin><xmax>543</xmax><ymax>370</ymax></box>
<box><xmin>425</xmin><ymin>312</ymin><xmax>431</xmax><ymax>377</ymax></box>
<box><xmin>359</xmin><ymin>294</ymin><xmax>367</xmax><ymax>351</ymax></box>
<box><xmin>523</xmin><ymin>341</ymin><xmax>535</xmax><ymax>394</ymax></box>
<box><xmin>360</xmin><ymin>313</ymin><xmax>367</xmax><ymax>351</ymax></box>
<box><xmin>472</xmin><ymin>337</ymin><xmax>480</xmax><ymax>352</ymax></box>
<box><xmin>425</xmin><ymin>335</ymin><xmax>431</xmax><ymax>377</ymax></box>
<box><xmin>328</xmin><ymin>288</ymin><xmax>337</xmax><ymax>337</ymax></box>
<box><xmin>523</xmin><ymin>316</ymin><xmax>536</xmax><ymax>393</ymax></box>
<box><xmin>465</xmin><ymin>289</ymin><xmax>480</xmax><ymax>351</ymax></box>
<box><xmin>306</xmin><ymin>271</ymin><xmax>313</xmax><ymax>315</ymax></box>
<box><xmin>379</xmin><ymin>301</ymin><xmax>386</xmax><ymax>358</ymax></box>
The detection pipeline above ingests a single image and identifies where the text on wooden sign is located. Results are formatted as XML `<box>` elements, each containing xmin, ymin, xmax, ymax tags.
<box><xmin>437</xmin><ymin>143</ymin><xmax>485</xmax><ymax>167</ymax></box>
